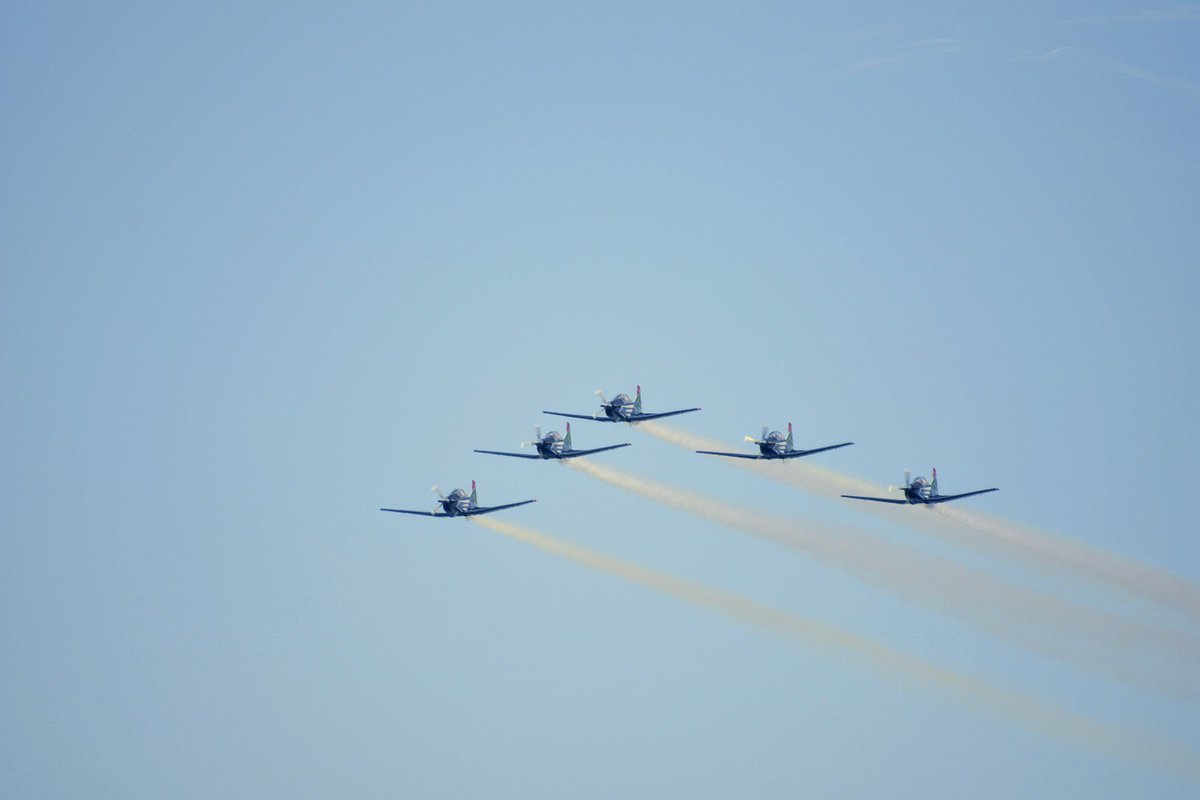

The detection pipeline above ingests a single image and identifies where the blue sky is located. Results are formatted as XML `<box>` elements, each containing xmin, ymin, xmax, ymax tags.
<box><xmin>3</xmin><ymin>3</ymin><xmax>1197</xmax><ymax>798</ymax></box>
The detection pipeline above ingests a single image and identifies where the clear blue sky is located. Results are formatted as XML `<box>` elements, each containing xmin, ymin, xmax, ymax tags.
<box><xmin>2</xmin><ymin>3</ymin><xmax>1197</xmax><ymax>798</ymax></box>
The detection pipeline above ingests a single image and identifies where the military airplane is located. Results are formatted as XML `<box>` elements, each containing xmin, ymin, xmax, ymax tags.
<box><xmin>379</xmin><ymin>480</ymin><xmax>536</xmax><ymax>517</ymax></box>
<box><xmin>544</xmin><ymin>385</ymin><xmax>700</xmax><ymax>424</ymax></box>
<box><xmin>841</xmin><ymin>468</ymin><xmax>998</xmax><ymax>505</ymax></box>
<box><xmin>474</xmin><ymin>422</ymin><xmax>631</xmax><ymax>460</ymax></box>
<box><xmin>696</xmin><ymin>423</ymin><xmax>853</xmax><ymax>460</ymax></box>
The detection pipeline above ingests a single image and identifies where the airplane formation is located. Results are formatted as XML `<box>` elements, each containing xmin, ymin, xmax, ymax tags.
<box><xmin>379</xmin><ymin>384</ymin><xmax>998</xmax><ymax>518</ymax></box>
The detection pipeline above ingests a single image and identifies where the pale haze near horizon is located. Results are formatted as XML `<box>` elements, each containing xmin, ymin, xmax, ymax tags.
<box><xmin>2</xmin><ymin>3</ymin><xmax>1197</xmax><ymax>798</ymax></box>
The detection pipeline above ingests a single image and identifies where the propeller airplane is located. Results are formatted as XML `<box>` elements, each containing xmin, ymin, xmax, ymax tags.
<box><xmin>474</xmin><ymin>422</ymin><xmax>631</xmax><ymax>460</ymax></box>
<box><xmin>841</xmin><ymin>468</ymin><xmax>997</xmax><ymax>505</ymax></box>
<box><xmin>544</xmin><ymin>384</ymin><xmax>700</xmax><ymax>424</ymax></box>
<box><xmin>380</xmin><ymin>480</ymin><xmax>536</xmax><ymax>518</ymax></box>
<box><xmin>696</xmin><ymin>422</ymin><xmax>853</xmax><ymax>460</ymax></box>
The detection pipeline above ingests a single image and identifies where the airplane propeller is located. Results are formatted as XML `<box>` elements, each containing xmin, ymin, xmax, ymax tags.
<box><xmin>744</xmin><ymin>426</ymin><xmax>769</xmax><ymax>445</ymax></box>
<box><xmin>888</xmin><ymin>471</ymin><xmax>912</xmax><ymax>493</ymax></box>
<box><xmin>431</xmin><ymin>485</ymin><xmax>446</xmax><ymax>514</ymax></box>
<box><xmin>520</xmin><ymin>426</ymin><xmax>544</xmax><ymax>448</ymax></box>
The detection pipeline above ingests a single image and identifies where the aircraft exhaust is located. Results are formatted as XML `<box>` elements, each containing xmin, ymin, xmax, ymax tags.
<box><xmin>470</xmin><ymin>515</ymin><xmax>1200</xmax><ymax>783</ymax></box>
<box><xmin>637</xmin><ymin>422</ymin><xmax>1200</xmax><ymax>622</ymax></box>
<box><xmin>565</xmin><ymin>458</ymin><xmax>1200</xmax><ymax>700</ymax></box>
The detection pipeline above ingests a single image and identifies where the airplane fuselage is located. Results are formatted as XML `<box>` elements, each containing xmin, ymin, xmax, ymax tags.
<box><xmin>759</xmin><ymin>431</ymin><xmax>789</xmax><ymax>457</ymax></box>
<box><xmin>602</xmin><ymin>394</ymin><xmax>637</xmax><ymax>421</ymax></box>
<box><xmin>535</xmin><ymin>432</ymin><xmax>568</xmax><ymax>458</ymax></box>
<box><xmin>440</xmin><ymin>489</ymin><xmax>474</xmax><ymax>515</ymax></box>
<box><xmin>903</xmin><ymin>478</ymin><xmax>935</xmax><ymax>503</ymax></box>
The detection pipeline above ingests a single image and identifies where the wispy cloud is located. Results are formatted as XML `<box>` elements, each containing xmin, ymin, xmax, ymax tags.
<box><xmin>1103</xmin><ymin>56</ymin><xmax>1200</xmax><ymax>96</ymax></box>
<box><xmin>1005</xmin><ymin>45</ymin><xmax>1200</xmax><ymax>99</ymax></box>
<box><xmin>1065</xmin><ymin>5</ymin><xmax>1200</xmax><ymax>25</ymax></box>
<box><xmin>850</xmin><ymin>37</ymin><xmax>970</xmax><ymax>73</ymax></box>
<box><xmin>1008</xmin><ymin>46</ymin><xmax>1074</xmax><ymax>63</ymax></box>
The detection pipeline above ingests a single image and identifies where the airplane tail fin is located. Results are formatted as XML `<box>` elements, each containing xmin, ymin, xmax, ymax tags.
<box><xmin>470</xmin><ymin>479</ymin><xmax>478</xmax><ymax>506</ymax></box>
<box><xmin>931</xmin><ymin>468</ymin><xmax>938</xmax><ymax>495</ymax></box>
<box><xmin>786</xmin><ymin>422</ymin><xmax>794</xmax><ymax>450</ymax></box>
<box><xmin>564</xmin><ymin>422</ymin><xmax>573</xmax><ymax>451</ymax></box>
<box><xmin>634</xmin><ymin>384</ymin><xmax>643</xmax><ymax>413</ymax></box>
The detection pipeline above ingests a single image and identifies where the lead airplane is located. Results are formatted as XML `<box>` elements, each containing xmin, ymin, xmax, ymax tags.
<box><xmin>544</xmin><ymin>385</ymin><xmax>700</xmax><ymax>424</ymax></box>
<box><xmin>474</xmin><ymin>422</ymin><xmax>631</xmax><ymax>460</ymax></box>
<box><xmin>696</xmin><ymin>423</ymin><xmax>853</xmax><ymax>460</ymax></box>
<box><xmin>841</xmin><ymin>469</ymin><xmax>998</xmax><ymax>505</ymax></box>
<box><xmin>380</xmin><ymin>480</ymin><xmax>536</xmax><ymax>517</ymax></box>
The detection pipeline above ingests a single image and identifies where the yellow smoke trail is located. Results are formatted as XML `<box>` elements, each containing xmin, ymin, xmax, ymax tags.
<box><xmin>471</xmin><ymin>516</ymin><xmax>1200</xmax><ymax>782</ymax></box>
<box><xmin>639</xmin><ymin>421</ymin><xmax>1200</xmax><ymax>621</ymax></box>
<box><xmin>565</xmin><ymin>458</ymin><xmax>1200</xmax><ymax>698</ymax></box>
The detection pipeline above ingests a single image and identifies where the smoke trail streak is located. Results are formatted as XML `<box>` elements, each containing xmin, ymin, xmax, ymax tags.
<box><xmin>639</xmin><ymin>421</ymin><xmax>1200</xmax><ymax>621</ymax></box>
<box><xmin>471</xmin><ymin>516</ymin><xmax>1200</xmax><ymax>782</ymax></box>
<box><xmin>565</xmin><ymin>458</ymin><xmax>1200</xmax><ymax>698</ymax></box>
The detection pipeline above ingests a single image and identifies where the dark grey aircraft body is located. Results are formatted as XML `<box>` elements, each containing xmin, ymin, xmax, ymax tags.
<box><xmin>474</xmin><ymin>422</ymin><xmax>630</xmax><ymax>460</ymax></box>
<box><xmin>842</xmin><ymin>468</ymin><xmax>998</xmax><ymax>505</ymax></box>
<box><xmin>697</xmin><ymin>423</ymin><xmax>853</xmax><ymax>460</ymax></box>
<box><xmin>380</xmin><ymin>480</ymin><xmax>536</xmax><ymax>518</ymax></box>
<box><xmin>544</xmin><ymin>385</ymin><xmax>699</xmax><ymax>424</ymax></box>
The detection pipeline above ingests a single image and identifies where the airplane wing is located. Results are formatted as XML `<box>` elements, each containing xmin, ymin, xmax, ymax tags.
<box><xmin>840</xmin><ymin>494</ymin><xmax>908</xmax><ymax>505</ymax></box>
<box><xmin>463</xmin><ymin>499</ymin><xmax>537</xmax><ymax>516</ymax></box>
<box><xmin>630</xmin><ymin>408</ymin><xmax>702</xmax><ymax>421</ymax></box>
<box><xmin>696</xmin><ymin>450</ymin><xmax>761</xmax><ymax>460</ymax></box>
<box><xmin>543</xmin><ymin>410</ymin><xmax>609</xmax><ymax>421</ymax></box>
<box><xmin>380</xmin><ymin>507</ymin><xmax>443</xmax><ymax>516</ymax></box>
<box><xmin>473</xmin><ymin>449</ymin><xmax>542</xmax><ymax>459</ymax></box>
<box><xmin>928</xmin><ymin>488</ymin><xmax>999</xmax><ymax>504</ymax></box>
<box><xmin>783</xmin><ymin>441</ymin><xmax>855</xmax><ymax>458</ymax></box>
<box><xmin>558</xmin><ymin>443</ymin><xmax>632</xmax><ymax>459</ymax></box>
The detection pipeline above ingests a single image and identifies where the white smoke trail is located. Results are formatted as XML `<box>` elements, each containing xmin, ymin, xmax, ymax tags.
<box><xmin>639</xmin><ymin>421</ymin><xmax>1200</xmax><ymax>621</ymax></box>
<box><xmin>471</xmin><ymin>516</ymin><xmax>1200</xmax><ymax>783</ymax></box>
<box><xmin>565</xmin><ymin>458</ymin><xmax>1200</xmax><ymax>699</ymax></box>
